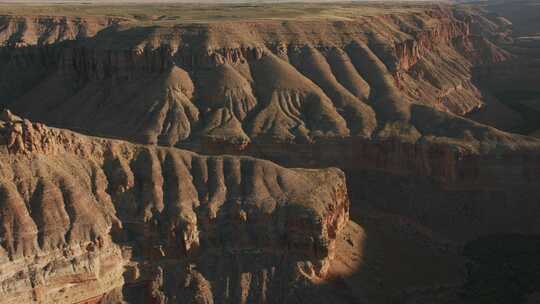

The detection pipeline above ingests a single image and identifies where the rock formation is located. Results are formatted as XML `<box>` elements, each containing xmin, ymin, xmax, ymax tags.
<box><xmin>0</xmin><ymin>1</ymin><xmax>539</xmax><ymax>303</ymax></box>
<box><xmin>0</xmin><ymin>114</ymin><xmax>351</xmax><ymax>303</ymax></box>
<box><xmin>0</xmin><ymin>5</ymin><xmax>528</xmax><ymax>148</ymax></box>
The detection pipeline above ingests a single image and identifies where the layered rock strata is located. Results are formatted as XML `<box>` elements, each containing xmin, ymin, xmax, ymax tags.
<box><xmin>0</xmin><ymin>114</ymin><xmax>350</xmax><ymax>303</ymax></box>
<box><xmin>1</xmin><ymin>2</ymin><xmax>540</xmax><ymax>303</ymax></box>
<box><xmin>0</xmin><ymin>5</ymin><xmax>521</xmax><ymax>148</ymax></box>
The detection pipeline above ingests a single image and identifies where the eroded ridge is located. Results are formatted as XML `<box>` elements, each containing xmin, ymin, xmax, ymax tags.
<box><xmin>0</xmin><ymin>114</ymin><xmax>350</xmax><ymax>303</ymax></box>
<box><xmin>0</xmin><ymin>5</ymin><xmax>532</xmax><ymax>151</ymax></box>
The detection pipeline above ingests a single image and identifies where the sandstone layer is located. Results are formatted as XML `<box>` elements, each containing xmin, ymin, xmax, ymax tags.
<box><xmin>0</xmin><ymin>113</ymin><xmax>351</xmax><ymax>303</ymax></box>
<box><xmin>0</xmin><ymin>1</ymin><xmax>539</xmax><ymax>303</ymax></box>
<box><xmin>1</xmin><ymin>4</ymin><xmax>536</xmax><ymax>151</ymax></box>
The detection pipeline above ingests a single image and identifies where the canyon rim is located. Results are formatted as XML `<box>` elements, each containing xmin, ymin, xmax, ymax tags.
<box><xmin>0</xmin><ymin>0</ymin><xmax>539</xmax><ymax>303</ymax></box>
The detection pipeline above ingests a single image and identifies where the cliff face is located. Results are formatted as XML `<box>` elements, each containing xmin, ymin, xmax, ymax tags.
<box><xmin>1</xmin><ymin>2</ymin><xmax>540</xmax><ymax>303</ymax></box>
<box><xmin>0</xmin><ymin>5</ymin><xmax>522</xmax><ymax>149</ymax></box>
<box><xmin>0</xmin><ymin>15</ymin><xmax>120</xmax><ymax>47</ymax></box>
<box><xmin>0</xmin><ymin>114</ymin><xmax>351</xmax><ymax>303</ymax></box>
<box><xmin>463</xmin><ymin>1</ymin><xmax>540</xmax><ymax>137</ymax></box>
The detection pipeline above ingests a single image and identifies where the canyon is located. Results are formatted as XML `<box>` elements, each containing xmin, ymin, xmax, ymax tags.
<box><xmin>0</xmin><ymin>1</ymin><xmax>539</xmax><ymax>303</ymax></box>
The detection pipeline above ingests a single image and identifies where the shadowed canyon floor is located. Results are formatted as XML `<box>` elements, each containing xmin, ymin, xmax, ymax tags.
<box><xmin>0</xmin><ymin>1</ymin><xmax>539</xmax><ymax>303</ymax></box>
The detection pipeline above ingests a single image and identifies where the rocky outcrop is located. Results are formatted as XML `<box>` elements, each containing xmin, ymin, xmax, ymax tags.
<box><xmin>0</xmin><ymin>15</ymin><xmax>120</xmax><ymax>47</ymax></box>
<box><xmin>0</xmin><ymin>115</ymin><xmax>351</xmax><ymax>303</ymax></box>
